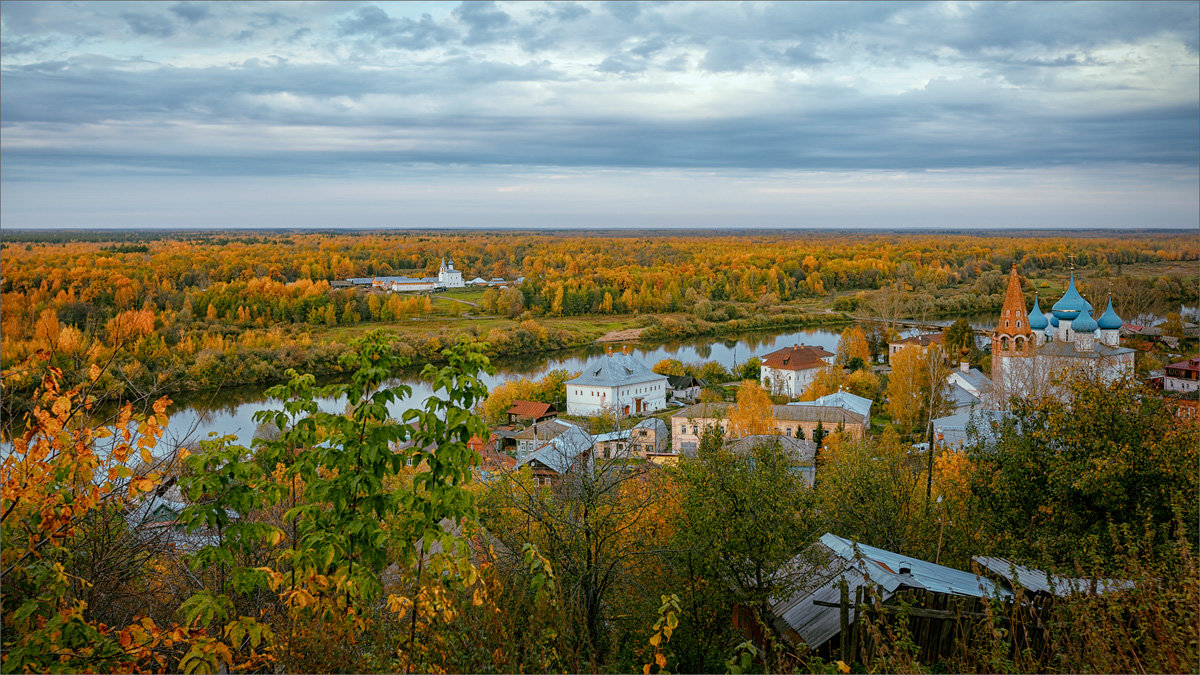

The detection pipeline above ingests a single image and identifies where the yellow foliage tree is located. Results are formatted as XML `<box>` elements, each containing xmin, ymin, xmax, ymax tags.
<box><xmin>799</xmin><ymin>365</ymin><xmax>845</xmax><ymax>401</ymax></box>
<box><xmin>836</xmin><ymin>325</ymin><xmax>870</xmax><ymax>366</ymax></box>
<box><xmin>727</xmin><ymin>380</ymin><xmax>777</xmax><ymax>438</ymax></box>
<box><xmin>886</xmin><ymin>346</ymin><xmax>926</xmax><ymax>431</ymax></box>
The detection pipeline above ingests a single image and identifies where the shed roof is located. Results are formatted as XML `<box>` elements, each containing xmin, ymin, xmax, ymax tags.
<box><xmin>771</xmin><ymin>534</ymin><xmax>1009</xmax><ymax>649</ymax></box>
<box><xmin>972</xmin><ymin>556</ymin><xmax>1133</xmax><ymax>596</ymax></box>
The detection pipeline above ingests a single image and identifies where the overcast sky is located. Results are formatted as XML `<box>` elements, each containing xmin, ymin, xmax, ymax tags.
<box><xmin>2</xmin><ymin>1</ymin><xmax>1197</xmax><ymax>229</ymax></box>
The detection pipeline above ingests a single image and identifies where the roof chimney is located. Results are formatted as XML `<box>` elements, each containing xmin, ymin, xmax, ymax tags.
<box><xmin>622</xmin><ymin>344</ymin><xmax>628</xmax><ymax>355</ymax></box>
<box><xmin>899</xmin><ymin>566</ymin><xmax>912</xmax><ymax>575</ymax></box>
<box><xmin>607</xmin><ymin>345</ymin><xmax>613</xmax><ymax>357</ymax></box>
<box><xmin>960</xmin><ymin>361</ymin><xmax>969</xmax><ymax>373</ymax></box>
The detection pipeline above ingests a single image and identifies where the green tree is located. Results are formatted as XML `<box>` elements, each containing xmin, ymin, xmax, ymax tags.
<box><xmin>943</xmin><ymin>319</ymin><xmax>974</xmax><ymax>359</ymax></box>
<box><xmin>672</xmin><ymin>428</ymin><xmax>823</xmax><ymax>669</ymax></box>
<box><xmin>969</xmin><ymin>377</ymin><xmax>1199</xmax><ymax>568</ymax></box>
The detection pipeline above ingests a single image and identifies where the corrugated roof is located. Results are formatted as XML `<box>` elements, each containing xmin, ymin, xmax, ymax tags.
<box><xmin>569</xmin><ymin>352</ymin><xmax>666</xmax><ymax>387</ymax></box>
<box><xmin>517</xmin><ymin>425</ymin><xmax>593</xmax><ymax>474</ymax></box>
<box><xmin>726</xmin><ymin>434</ymin><xmax>816</xmax><ymax>463</ymax></box>
<box><xmin>932</xmin><ymin>410</ymin><xmax>1010</xmax><ymax>448</ymax></box>
<box><xmin>972</xmin><ymin>556</ymin><xmax>1133</xmax><ymax>596</ymax></box>
<box><xmin>789</xmin><ymin>391</ymin><xmax>873</xmax><ymax>420</ymax></box>
<box><xmin>506</xmin><ymin>399</ymin><xmax>554</xmax><ymax>418</ymax></box>
<box><xmin>672</xmin><ymin>402</ymin><xmax>865</xmax><ymax>426</ymax></box>
<box><xmin>771</xmin><ymin>534</ymin><xmax>1010</xmax><ymax>650</ymax></box>
<box><xmin>761</xmin><ymin>345</ymin><xmax>834</xmax><ymax>372</ymax></box>
<box><xmin>949</xmin><ymin>367</ymin><xmax>992</xmax><ymax>394</ymax></box>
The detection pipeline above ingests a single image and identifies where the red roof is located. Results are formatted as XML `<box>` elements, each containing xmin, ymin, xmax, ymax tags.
<box><xmin>506</xmin><ymin>400</ymin><xmax>554</xmax><ymax>418</ymax></box>
<box><xmin>761</xmin><ymin>344</ymin><xmax>834</xmax><ymax>372</ymax></box>
<box><xmin>1166</xmin><ymin>358</ymin><xmax>1200</xmax><ymax>373</ymax></box>
<box><xmin>892</xmin><ymin>333</ymin><xmax>945</xmax><ymax>347</ymax></box>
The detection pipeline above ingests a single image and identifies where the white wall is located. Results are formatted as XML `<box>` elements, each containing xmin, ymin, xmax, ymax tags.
<box><xmin>761</xmin><ymin>366</ymin><xmax>820</xmax><ymax>398</ymax></box>
<box><xmin>567</xmin><ymin>380</ymin><xmax>667</xmax><ymax>416</ymax></box>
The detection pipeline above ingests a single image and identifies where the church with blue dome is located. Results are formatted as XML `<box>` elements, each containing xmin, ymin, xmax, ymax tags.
<box><xmin>992</xmin><ymin>264</ymin><xmax>1135</xmax><ymax>402</ymax></box>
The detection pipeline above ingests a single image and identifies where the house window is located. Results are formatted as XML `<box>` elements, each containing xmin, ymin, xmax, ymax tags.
<box><xmin>681</xmin><ymin>425</ymin><xmax>686</xmax><ymax>434</ymax></box>
<box><xmin>786</xmin><ymin>427</ymin><xmax>792</xmax><ymax>437</ymax></box>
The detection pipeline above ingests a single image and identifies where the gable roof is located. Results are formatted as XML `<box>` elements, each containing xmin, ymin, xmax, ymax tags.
<box><xmin>771</xmin><ymin>533</ymin><xmax>1009</xmax><ymax>650</ymax></box>
<box><xmin>666</xmin><ymin>374</ymin><xmax>706</xmax><ymax>389</ymax></box>
<box><xmin>569</xmin><ymin>352</ymin><xmax>666</xmax><ymax>387</ymax></box>
<box><xmin>726</xmin><ymin>434</ymin><xmax>817</xmax><ymax>463</ymax></box>
<box><xmin>1167</xmin><ymin>357</ymin><xmax>1200</xmax><ymax>373</ymax></box>
<box><xmin>761</xmin><ymin>344</ymin><xmax>834</xmax><ymax>372</ymax></box>
<box><xmin>517</xmin><ymin>424</ymin><xmax>593</xmax><ymax>474</ymax></box>
<box><xmin>890</xmin><ymin>332</ymin><xmax>945</xmax><ymax>347</ymax></box>
<box><xmin>789</xmin><ymin>391</ymin><xmax>873</xmax><ymax>420</ymax></box>
<box><xmin>948</xmin><ymin>367</ymin><xmax>992</xmax><ymax>394</ymax></box>
<box><xmin>672</xmin><ymin>401</ymin><xmax>865</xmax><ymax>426</ymax></box>
<box><xmin>634</xmin><ymin>417</ymin><xmax>667</xmax><ymax>435</ymax></box>
<box><xmin>506</xmin><ymin>399</ymin><xmax>554</xmax><ymax>419</ymax></box>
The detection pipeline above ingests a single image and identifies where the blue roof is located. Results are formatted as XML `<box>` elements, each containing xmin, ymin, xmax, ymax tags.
<box><xmin>788</xmin><ymin>391</ymin><xmax>873</xmax><ymax>419</ymax></box>
<box><xmin>569</xmin><ymin>352</ymin><xmax>665</xmax><ymax>387</ymax></box>
<box><xmin>1097</xmin><ymin>297</ymin><xmax>1122</xmax><ymax>330</ymax></box>
<box><xmin>821</xmin><ymin>533</ymin><xmax>1010</xmax><ymax>599</ymax></box>
<box><xmin>1027</xmin><ymin>296</ymin><xmax>1049</xmax><ymax>329</ymax></box>
<box><xmin>1051</xmin><ymin>272</ymin><xmax>1088</xmax><ymax>319</ymax></box>
<box><xmin>517</xmin><ymin>424</ymin><xmax>593</xmax><ymax>474</ymax></box>
<box><xmin>1071</xmin><ymin>309</ymin><xmax>1098</xmax><ymax>332</ymax></box>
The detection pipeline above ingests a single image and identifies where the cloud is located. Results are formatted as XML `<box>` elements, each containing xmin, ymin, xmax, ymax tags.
<box><xmin>169</xmin><ymin>2</ymin><xmax>211</xmax><ymax>24</ymax></box>
<box><xmin>452</xmin><ymin>1</ymin><xmax>512</xmax><ymax>45</ymax></box>
<box><xmin>120</xmin><ymin>12</ymin><xmax>176</xmax><ymax>38</ymax></box>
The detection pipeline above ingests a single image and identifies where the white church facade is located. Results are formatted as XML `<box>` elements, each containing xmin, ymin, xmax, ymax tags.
<box><xmin>992</xmin><ymin>265</ymin><xmax>1134</xmax><ymax>403</ymax></box>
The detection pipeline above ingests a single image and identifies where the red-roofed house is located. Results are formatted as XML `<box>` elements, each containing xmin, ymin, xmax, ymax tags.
<box><xmin>506</xmin><ymin>400</ymin><xmax>557</xmax><ymax>425</ymax></box>
<box><xmin>759</xmin><ymin>343</ymin><xmax>836</xmax><ymax>398</ymax></box>
<box><xmin>888</xmin><ymin>333</ymin><xmax>945</xmax><ymax>363</ymax></box>
<box><xmin>1165</xmin><ymin>357</ymin><xmax>1199</xmax><ymax>393</ymax></box>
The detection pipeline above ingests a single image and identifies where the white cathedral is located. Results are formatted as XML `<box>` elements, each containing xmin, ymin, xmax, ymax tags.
<box><xmin>992</xmin><ymin>264</ymin><xmax>1134</xmax><ymax>402</ymax></box>
<box><xmin>437</xmin><ymin>257</ymin><xmax>465</xmax><ymax>288</ymax></box>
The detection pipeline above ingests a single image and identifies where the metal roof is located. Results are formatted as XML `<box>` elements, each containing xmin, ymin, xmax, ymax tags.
<box><xmin>771</xmin><ymin>534</ymin><xmax>1009</xmax><ymax>650</ymax></box>
<box><xmin>569</xmin><ymin>352</ymin><xmax>666</xmax><ymax>387</ymax></box>
<box><xmin>517</xmin><ymin>424</ymin><xmax>593</xmax><ymax>475</ymax></box>
<box><xmin>972</xmin><ymin>556</ymin><xmax>1133</xmax><ymax>597</ymax></box>
<box><xmin>932</xmin><ymin>409</ymin><xmax>1010</xmax><ymax>448</ymax></box>
<box><xmin>788</xmin><ymin>391</ymin><xmax>873</xmax><ymax>420</ymax></box>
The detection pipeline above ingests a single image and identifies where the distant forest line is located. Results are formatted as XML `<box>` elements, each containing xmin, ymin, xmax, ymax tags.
<box><xmin>2</xmin><ymin>230</ymin><xmax>1196</xmax><ymax>404</ymax></box>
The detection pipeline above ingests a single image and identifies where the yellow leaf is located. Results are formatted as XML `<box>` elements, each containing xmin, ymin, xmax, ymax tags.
<box><xmin>649</xmin><ymin>633</ymin><xmax>661</xmax><ymax>647</ymax></box>
<box><xmin>643</xmin><ymin>664</ymin><xmax>652</xmax><ymax>675</ymax></box>
<box><xmin>656</xmin><ymin>653</ymin><xmax>667</xmax><ymax>668</ymax></box>
<box><xmin>140</xmin><ymin>447</ymin><xmax>153</xmax><ymax>464</ymax></box>
<box><xmin>88</xmin><ymin>364</ymin><xmax>102</xmax><ymax>382</ymax></box>
<box><xmin>836</xmin><ymin>660</ymin><xmax>850</xmax><ymax>673</ymax></box>
<box><xmin>268</xmin><ymin>530</ymin><xmax>284</xmax><ymax>546</ymax></box>
<box><xmin>129</xmin><ymin>477</ymin><xmax>154</xmax><ymax>495</ymax></box>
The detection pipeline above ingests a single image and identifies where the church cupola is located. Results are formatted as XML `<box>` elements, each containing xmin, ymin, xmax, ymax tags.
<box><xmin>1097</xmin><ymin>295</ymin><xmax>1122</xmax><ymax>347</ymax></box>
<box><xmin>1027</xmin><ymin>295</ymin><xmax>1049</xmax><ymax>346</ymax></box>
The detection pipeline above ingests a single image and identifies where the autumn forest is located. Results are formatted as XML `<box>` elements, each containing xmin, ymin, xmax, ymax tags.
<box><xmin>1</xmin><ymin>229</ymin><xmax>1197</xmax><ymax>674</ymax></box>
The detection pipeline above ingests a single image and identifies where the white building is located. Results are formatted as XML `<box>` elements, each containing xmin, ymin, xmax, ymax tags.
<box><xmin>438</xmin><ymin>257</ymin><xmax>465</xmax><ymax>288</ymax></box>
<box><xmin>566</xmin><ymin>347</ymin><xmax>668</xmax><ymax>416</ymax></box>
<box><xmin>992</xmin><ymin>266</ymin><xmax>1135</xmax><ymax>403</ymax></box>
<box><xmin>1165</xmin><ymin>358</ymin><xmax>1199</xmax><ymax>392</ymax></box>
<box><xmin>759</xmin><ymin>344</ymin><xmax>836</xmax><ymax>398</ymax></box>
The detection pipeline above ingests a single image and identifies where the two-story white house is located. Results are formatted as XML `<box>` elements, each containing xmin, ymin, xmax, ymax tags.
<box><xmin>759</xmin><ymin>344</ymin><xmax>836</xmax><ymax>398</ymax></box>
<box><xmin>566</xmin><ymin>347</ymin><xmax>668</xmax><ymax>416</ymax></box>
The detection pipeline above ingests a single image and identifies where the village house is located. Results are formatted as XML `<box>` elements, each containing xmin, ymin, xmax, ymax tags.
<box><xmin>505</xmin><ymin>399</ymin><xmax>557</xmax><ymax>425</ymax></box>
<box><xmin>514</xmin><ymin>423</ymin><xmax>594</xmax><ymax>487</ymax></box>
<box><xmin>566</xmin><ymin>347</ymin><xmax>668</xmax><ymax>416</ymax></box>
<box><xmin>513</xmin><ymin>419</ymin><xmax>577</xmax><ymax>460</ymax></box>
<box><xmin>759</xmin><ymin>344</ymin><xmax>836</xmax><ymax>398</ymax></box>
<box><xmin>1164</xmin><ymin>357</ymin><xmax>1199</xmax><ymax>393</ymax></box>
<box><xmin>787</xmin><ymin>390</ymin><xmax>873</xmax><ymax>421</ymax></box>
<box><xmin>887</xmin><ymin>332</ymin><xmax>944</xmax><ymax>363</ymax></box>
<box><xmin>591</xmin><ymin>418</ymin><xmax>670</xmax><ymax>460</ymax></box>
<box><xmin>725</xmin><ymin>434</ymin><xmax>818</xmax><ymax>487</ymax></box>
<box><xmin>670</xmin><ymin>402</ymin><xmax>867</xmax><ymax>454</ymax></box>
<box><xmin>665</xmin><ymin>374</ymin><xmax>706</xmax><ymax>402</ymax></box>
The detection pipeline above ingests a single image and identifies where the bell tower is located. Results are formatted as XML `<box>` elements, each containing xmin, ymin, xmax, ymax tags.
<box><xmin>993</xmin><ymin>263</ymin><xmax>1032</xmax><ymax>357</ymax></box>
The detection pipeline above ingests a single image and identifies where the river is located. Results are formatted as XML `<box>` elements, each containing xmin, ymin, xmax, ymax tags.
<box><xmin>155</xmin><ymin>316</ymin><xmax>1003</xmax><ymax>451</ymax></box>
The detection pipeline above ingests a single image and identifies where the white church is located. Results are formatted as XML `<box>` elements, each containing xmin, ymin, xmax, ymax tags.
<box><xmin>437</xmin><ymin>257</ymin><xmax>464</xmax><ymax>288</ymax></box>
<box><xmin>992</xmin><ymin>264</ymin><xmax>1134</xmax><ymax>402</ymax></box>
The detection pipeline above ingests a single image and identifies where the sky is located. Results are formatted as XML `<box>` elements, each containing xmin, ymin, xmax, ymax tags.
<box><xmin>1</xmin><ymin>1</ymin><xmax>1197</xmax><ymax>230</ymax></box>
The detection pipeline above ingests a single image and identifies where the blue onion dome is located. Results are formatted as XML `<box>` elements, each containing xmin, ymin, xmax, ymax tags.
<box><xmin>1097</xmin><ymin>296</ymin><xmax>1123</xmax><ymax>330</ymax></box>
<box><xmin>1052</xmin><ymin>272</ymin><xmax>1088</xmax><ymax>320</ymax></box>
<box><xmin>1027</xmin><ymin>295</ymin><xmax>1049</xmax><ymax>330</ymax></box>
<box><xmin>1050</xmin><ymin>314</ymin><xmax>1059</xmax><ymax>327</ymax></box>
<box><xmin>1072</xmin><ymin>308</ymin><xmax>1098</xmax><ymax>332</ymax></box>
